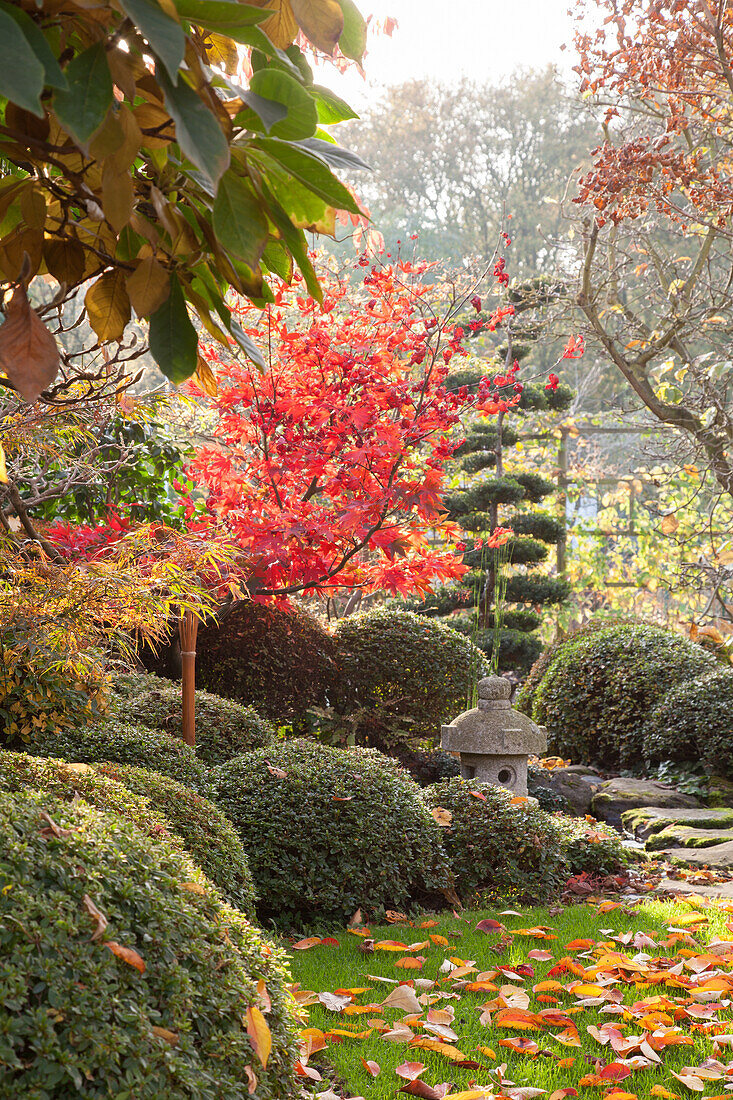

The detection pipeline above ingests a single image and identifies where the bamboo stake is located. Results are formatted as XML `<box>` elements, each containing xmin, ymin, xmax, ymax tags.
<box><xmin>178</xmin><ymin>610</ymin><xmax>199</xmax><ymax>748</ymax></box>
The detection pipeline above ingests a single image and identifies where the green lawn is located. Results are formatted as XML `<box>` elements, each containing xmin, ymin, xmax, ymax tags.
<box><xmin>286</xmin><ymin>898</ymin><xmax>733</xmax><ymax>1100</ymax></box>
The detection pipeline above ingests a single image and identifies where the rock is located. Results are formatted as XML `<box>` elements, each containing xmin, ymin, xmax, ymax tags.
<box><xmin>708</xmin><ymin>777</ymin><xmax>733</xmax><ymax>807</ymax></box>
<box><xmin>658</xmin><ymin>842</ymin><xmax>733</xmax><ymax>869</ymax></box>
<box><xmin>655</xmin><ymin>876</ymin><xmax>733</xmax><ymax>898</ymax></box>
<box><xmin>531</xmin><ymin>766</ymin><xmax>603</xmax><ymax>816</ymax></box>
<box><xmin>646</xmin><ymin>826</ymin><xmax>733</xmax><ymax>851</ymax></box>
<box><xmin>622</xmin><ymin>805</ymin><xmax>733</xmax><ymax>841</ymax></box>
<box><xmin>591</xmin><ymin>778</ymin><xmax>700</xmax><ymax>829</ymax></box>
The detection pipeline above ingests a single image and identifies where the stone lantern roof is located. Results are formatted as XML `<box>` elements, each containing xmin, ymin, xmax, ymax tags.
<box><xmin>441</xmin><ymin>674</ymin><xmax>547</xmax><ymax>794</ymax></box>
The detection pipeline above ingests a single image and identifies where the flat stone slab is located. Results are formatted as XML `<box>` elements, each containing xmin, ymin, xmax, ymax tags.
<box><xmin>659</xmin><ymin>842</ymin><xmax>733</xmax><ymax>869</ymax></box>
<box><xmin>622</xmin><ymin>806</ymin><xmax>733</xmax><ymax>841</ymax></box>
<box><xmin>647</xmin><ymin>826</ymin><xmax>733</xmax><ymax>852</ymax></box>
<box><xmin>591</xmin><ymin>779</ymin><xmax>699</xmax><ymax>829</ymax></box>
<box><xmin>655</xmin><ymin>876</ymin><xmax>733</xmax><ymax>898</ymax></box>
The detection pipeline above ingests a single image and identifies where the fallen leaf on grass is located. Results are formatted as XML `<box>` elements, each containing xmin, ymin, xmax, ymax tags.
<box><xmin>360</xmin><ymin>1059</ymin><xmax>380</xmax><ymax>1077</ymax></box>
<box><xmin>395</xmin><ymin>1062</ymin><xmax>426</xmax><ymax>1080</ymax></box>
<box><xmin>381</xmin><ymin>985</ymin><xmax>422</xmax><ymax>1013</ymax></box>
<box><xmin>318</xmin><ymin>992</ymin><xmax>352</xmax><ymax>1012</ymax></box>
<box><xmin>399</xmin><ymin>1082</ymin><xmax>445</xmax><ymax>1100</ymax></box>
<box><xmin>409</xmin><ymin>1038</ymin><xmax>467</xmax><ymax>1061</ymax></box>
<box><xmin>669</xmin><ymin>1072</ymin><xmax>705</xmax><ymax>1092</ymax></box>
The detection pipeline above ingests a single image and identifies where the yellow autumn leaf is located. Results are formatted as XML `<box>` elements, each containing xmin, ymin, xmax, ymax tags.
<box><xmin>0</xmin><ymin>442</ymin><xmax>7</xmax><ymax>483</ymax></box>
<box><xmin>246</xmin><ymin>1005</ymin><xmax>272</xmax><ymax>1067</ymax></box>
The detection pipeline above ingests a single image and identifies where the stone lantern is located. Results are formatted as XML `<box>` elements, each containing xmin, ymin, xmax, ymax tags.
<box><xmin>441</xmin><ymin>674</ymin><xmax>547</xmax><ymax>796</ymax></box>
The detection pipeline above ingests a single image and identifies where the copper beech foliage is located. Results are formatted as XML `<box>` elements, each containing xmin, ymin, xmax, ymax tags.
<box><xmin>572</xmin><ymin>0</ymin><xmax>733</xmax><ymax>500</ymax></box>
<box><xmin>180</xmin><ymin>258</ymin><xmax>525</xmax><ymax>599</ymax></box>
<box><xmin>0</xmin><ymin>0</ymin><xmax>368</xmax><ymax>400</ymax></box>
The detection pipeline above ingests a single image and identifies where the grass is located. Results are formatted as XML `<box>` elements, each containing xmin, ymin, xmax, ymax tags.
<box><xmin>286</xmin><ymin>899</ymin><xmax>733</xmax><ymax>1099</ymax></box>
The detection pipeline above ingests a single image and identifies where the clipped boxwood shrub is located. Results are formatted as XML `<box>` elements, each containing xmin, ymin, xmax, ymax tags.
<box><xmin>0</xmin><ymin>787</ymin><xmax>295</xmax><ymax>1097</ymax></box>
<box><xmin>117</xmin><ymin>683</ymin><xmax>275</xmax><ymax>765</ymax></box>
<box><xmin>643</xmin><ymin>668</ymin><xmax>733</xmax><ymax>774</ymax></box>
<box><xmin>107</xmin><ymin>667</ymin><xmax>169</xmax><ymax>699</ymax></box>
<box><xmin>188</xmin><ymin>600</ymin><xmax>337</xmax><ymax>723</ymax></box>
<box><xmin>333</xmin><ymin>608</ymin><xmax>485</xmax><ymax>745</ymax></box>
<box><xmin>533</xmin><ymin>624</ymin><xmax>715</xmax><ymax>769</ymax></box>
<box><xmin>424</xmin><ymin>778</ymin><xmax>567</xmax><ymax>902</ymax></box>
<box><xmin>557</xmin><ymin>817</ymin><xmax>630</xmax><ymax>876</ymax></box>
<box><xmin>94</xmin><ymin>763</ymin><xmax>256</xmax><ymax>916</ymax></box>
<box><xmin>212</xmin><ymin>739</ymin><xmax>452</xmax><ymax>924</ymax></box>
<box><xmin>26</xmin><ymin>719</ymin><xmax>210</xmax><ymax>792</ymax></box>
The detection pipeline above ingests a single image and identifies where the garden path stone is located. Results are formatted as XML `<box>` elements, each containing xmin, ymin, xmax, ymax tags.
<box><xmin>657</xmin><ymin>842</ymin><xmax>733</xmax><ymax>869</ymax></box>
<box><xmin>591</xmin><ymin>778</ymin><xmax>700</xmax><ymax>829</ymax></box>
<box><xmin>646</xmin><ymin>825</ymin><xmax>733</xmax><ymax>851</ymax></box>
<box><xmin>622</xmin><ymin>805</ymin><xmax>733</xmax><ymax>841</ymax></box>
<box><xmin>655</xmin><ymin>876</ymin><xmax>733</xmax><ymax>898</ymax></box>
<box><xmin>531</xmin><ymin>765</ymin><xmax>603</xmax><ymax>815</ymax></box>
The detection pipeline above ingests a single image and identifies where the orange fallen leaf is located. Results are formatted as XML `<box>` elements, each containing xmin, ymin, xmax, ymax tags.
<box><xmin>361</xmin><ymin>1058</ymin><xmax>380</xmax><ymax>1077</ymax></box>
<box><xmin>292</xmin><ymin>937</ymin><xmax>323</xmax><ymax>950</ymax></box>
<box><xmin>476</xmin><ymin>1046</ymin><xmax>496</xmax><ymax>1059</ymax></box>
<box><xmin>650</xmin><ymin>1090</ymin><xmax>680</xmax><ymax>1100</ymax></box>
<box><xmin>499</xmin><ymin>1036</ymin><xmax>540</xmax><ymax>1055</ymax></box>
<box><xmin>151</xmin><ymin>1026</ymin><xmax>179</xmax><ymax>1045</ymax></box>
<box><xmin>395</xmin><ymin>957</ymin><xmax>424</xmax><ymax>970</ymax></box>
<box><xmin>395</xmin><ymin>1061</ymin><xmax>426</xmax><ymax>1081</ymax></box>
<box><xmin>246</xmin><ymin>1006</ymin><xmax>272</xmax><ymax>1067</ymax></box>
<box><xmin>106</xmin><ymin>941</ymin><xmax>145</xmax><ymax>973</ymax></box>
<box><xmin>409</xmin><ymin>1039</ymin><xmax>467</xmax><ymax>1061</ymax></box>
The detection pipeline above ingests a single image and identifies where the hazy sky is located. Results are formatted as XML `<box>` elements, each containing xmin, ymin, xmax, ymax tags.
<box><xmin>324</xmin><ymin>0</ymin><xmax>577</xmax><ymax>111</ymax></box>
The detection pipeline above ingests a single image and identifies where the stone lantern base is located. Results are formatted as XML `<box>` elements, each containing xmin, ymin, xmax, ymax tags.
<box><xmin>456</xmin><ymin>752</ymin><xmax>529</xmax><ymax>793</ymax></box>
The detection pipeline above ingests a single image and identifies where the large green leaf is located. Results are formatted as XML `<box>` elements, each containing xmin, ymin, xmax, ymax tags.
<box><xmin>0</xmin><ymin>1</ymin><xmax>66</xmax><ymax>90</ymax></box>
<box><xmin>337</xmin><ymin>0</ymin><xmax>367</xmax><ymax>63</ymax></box>
<box><xmin>234</xmin><ymin>91</ymin><xmax>287</xmax><ymax>132</ymax></box>
<box><xmin>264</xmin><ymin>188</ymin><xmax>322</xmax><ymax>302</ymax></box>
<box><xmin>311</xmin><ymin>85</ymin><xmax>358</xmax><ymax>124</ymax></box>
<box><xmin>213</xmin><ymin>169</ymin><xmax>269</xmax><ymax>267</ymax></box>
<box><xmin>297</xmin><ymin>136</ymin><xmax>370</xmax><ymax>172</ymax></box>
<box><xmin>253</xmin><ymin>137</ymin><xmax>360</xmax><ymax>213</ymax></box>
<box><xmin>0</xmin><ymin>11</ymin><xmax>45</xmax><ymax>118</ymax></box>
<box><xmin>262</xmin><ymin>239</ymin><xmax>293</xmax><ymax>283</ymax></box>
<box><xmin>174</xmin><ymin>0</ymin><xmax>268</xmax><ymax>29</ymax></box>
<box><xmin>54</xmin><ymin>43</ymin><xmax>113</xmax><ymax>145</ymax></box>
<box><xmin>149</xmin><ymin>273</ymin><xmax>199</xmax><ymax>384</ymax></box>
<box><xmin>249</xmin><ymin>69</ymin><xmax>317</xmax><ymax>141</ymax></box>
<box><xmin>158</xmin><ymin>68</ymin><xmax>230</xmax><ymax>188</ymax></box>
<box><xmin>119</xmin><ymin>0</ymin><xmax>185</xmax><ymax>84</ymax></box>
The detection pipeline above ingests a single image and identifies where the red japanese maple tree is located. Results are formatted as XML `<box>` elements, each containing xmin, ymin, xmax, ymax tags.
<box><xmin>181</xmin><ymin>258</ymin><xmax>516</xmax><ymax>599</ymax></box>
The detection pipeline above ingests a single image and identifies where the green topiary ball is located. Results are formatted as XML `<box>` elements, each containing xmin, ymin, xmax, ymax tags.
<box><xmin>333</xmin><ymin>608</ymin><xmax>485</xmax><ymax>745</ymax></box>
<box><xmin>176</xmin><ymin>600</ymin><xmax>337</xmax><ymax>724</ymax></box>
<box><xmin>116</xmin><ymin>684</ymin><xmax>276</xmax><ymax>766</ymax></box>
<box><xmin>0</xmin><ymin>788</ymin><xmax>295</xmax><ymax>1097</ymax></box>
<box><xmin>557</xmin><ymin>817</ymin><xmax>630</xmax><ymax>876</ymax></box>
<box><xmin>107</xmin><ymin>667</ymin><xmax>170</xmax><ymax>699</ymax></box>
<box><xmin>533</xmin><ymin>624</ymin><xmax>714</xmax><ymax>769</ymax></box>
<box><xmin>94</xmin><ymin>763</ymin><xmax>257</xmax><ymax>916</ymax></box>
<box><xmin>212</xmin><ymin>739</ymin><xmax>452</xmax><ymax>925</ymax></box>
<box><xmin>643</xmin><ymin>668</ymin><xmax>733</xmax><ymax>774</ymax></box>
<box><xmin>423</xmin><ymin>777</ymin><xmax>567</xmax><ymax>902</ymax></box>
<box><xmin>26</xmin><ymin>720</ymin><xmax>211</xmax><ymax>792</ymax></box>
<box><xmin>0</xmin><ymin>750</ymin><xmax>255</xmax><ymax>916</ymax></box>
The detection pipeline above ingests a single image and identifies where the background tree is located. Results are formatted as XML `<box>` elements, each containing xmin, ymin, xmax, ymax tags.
<box><xmin>395</xmin><ymin>283</ymin><xmax>575</xmax><ymax>672</ymax></box>
<box><xmin>343</xmin><ymin>69</ymin><xmax>597</xmax><ymax>273</ymax></box>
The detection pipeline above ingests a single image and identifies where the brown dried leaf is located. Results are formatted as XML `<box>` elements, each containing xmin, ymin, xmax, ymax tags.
<box><xmin>82</xmin><ymin>894</ymin><xmax>108</xmax><ymax>942</ymax></box>
<box><xmin>106</xmin><ymin>941</ymin><xmax>146</xmax><ymax>973</ymax></box>
<box><xmin>0</xmin><ymin>284</ymin><xmax>60</xmax><ymax>402</ymax></box>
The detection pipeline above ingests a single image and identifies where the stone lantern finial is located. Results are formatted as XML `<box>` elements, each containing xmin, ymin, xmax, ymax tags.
<box><xmin>441</xmin><ymin>674</ymin><xmax>546</xmax><ymax>796</ymax></box>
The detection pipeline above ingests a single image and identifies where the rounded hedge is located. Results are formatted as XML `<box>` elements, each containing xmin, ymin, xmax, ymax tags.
<box><xmin>643</xmin><ymin>668</ymin><xmax>733</xmax><ymax>774</ymax></box>
<box><xmin>423</xmin><ymin>778</ymin><xmax>567</xmax><ymax>902</ymax></box>
<box><xmin>94</xmin><ymin>763</ymin><xmax>257</xmax><ymax>916</ymax></box>
<box><xmin>0</xmin><ymin>787</ymin><xmax>295</xmax><ymax>1097</ymax></box>
<box><xmin>118</xmin><ymin>683</ymin><xmax>276</xmax><ymax>766</ymax></box>
<box><xmin>212</xmin><ymin>739</ymin><xmax>453</xmax><ymax>924</ymax></box>
<box><xmin>533</xmin><ymin>624</ymin><xmax>715</xmax><ymax>769</ymax></box>
<box><xmin>333</xmin><ymin>608</ymin><xmax>485</xmax><ymax>745</ymax></box>
<box><xmin>188</xmin><ymin>600</ymin><xmax>337</xmax><ymax>723</ymax></box>
<box><xmin>557</xmin><ymin>817</ymin><xmax>630</xmax><ymax>877</ymax></box>
<box><xmin>27</xmin><ymin>720</ymin><xmax>210</xmax><ymax>792</ymax></box>
<box><xmin>107</xmin><ymin>667</ymin><xmax>169</xmax><ymax>699</ymax></box>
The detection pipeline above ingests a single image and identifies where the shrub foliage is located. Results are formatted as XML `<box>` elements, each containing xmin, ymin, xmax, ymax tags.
<box><xmin>118</xmin><ymin>684</ymin><xmax>275</xmax><ymax>766</ymax></box>
<box><xmin>212</xmin><ymin>739</ymin><xmax>452</xmax><ymax>924</ymax></box>
<box><xmin>533</xmin><ymin>624</ymin><xmax>714</xmax><ymax>769</ymax></box>
<box><xmin>94</xmin><ymin>764</ymin><xmax>256</xmax><ymax>916</ymax></box>
<box><xmin>186</xmin><ymin>601</ymin><xmax>337</xmax><ymax>723</ymax></box>
<box><xmin>27</xmin><ymin>720</ymin><xmax>210</xmax><ymax>792</ymax></box>
<box><xmin>0</xmin><ymin>788</ymin><xmax>295</xmax><ymax>1097</ymax></box>
<box><xmin>332</xmin><ymin>609</ymin><xmax>484</xmax><ymax>745</ymax></box>
<box><xmin>423</xmin><ymin>778</ymin><xmax>567</xmax><ymax>902</ymax></box>
<box><xmin>643</xmin><ymin>668</ymin><xmax>733</xmax><ymax>775</ymax></box>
